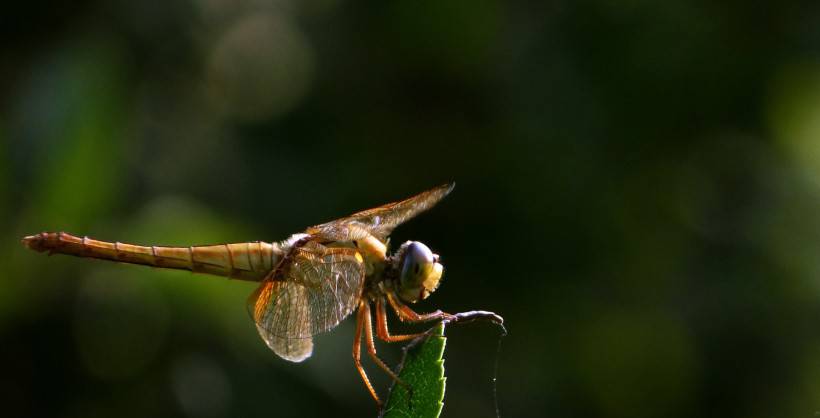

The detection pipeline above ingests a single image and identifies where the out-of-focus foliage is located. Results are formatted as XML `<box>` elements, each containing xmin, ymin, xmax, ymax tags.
<box><xmin>3</xmin><ymin>1</ymin><xmax>820</xmax><ymax>417</ymax></box>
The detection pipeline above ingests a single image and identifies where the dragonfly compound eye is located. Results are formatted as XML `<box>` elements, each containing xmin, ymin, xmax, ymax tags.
<box><xmin>398</xmin><ymin>241</ymin><xmax>443</xmax><ymax>303</ymax></box>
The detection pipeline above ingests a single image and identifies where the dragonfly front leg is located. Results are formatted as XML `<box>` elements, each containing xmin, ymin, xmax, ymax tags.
<box><xmin>353</xmin><ymin>303</ymin><xmax>381</xmax><ymax>407</ymax></box>
<box><xmin>375</xmin><ymin>298</ymin><xmax>426</xmax><ymax>342</ymax></box>
<box><xmin>386</xmin><ymin>292</ymin><xmax>454</xmax><ymax>323</ymax></box>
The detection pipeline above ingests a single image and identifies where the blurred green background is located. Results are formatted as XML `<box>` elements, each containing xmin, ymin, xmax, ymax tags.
<box><xmin>3</xmin><ymin>1</ymin><xmax>820</xmax><ymax>417</ymax></box>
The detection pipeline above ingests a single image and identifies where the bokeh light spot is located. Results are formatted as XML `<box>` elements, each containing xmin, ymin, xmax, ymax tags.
<box><xmin>206</xmin><ymin>12</ymin><xmax>315</xmax><ymax>122</ymax></box>
<box><xmin>768</xmin><ymin>63</ymin><xmax>820</xmax><ymax>183</ymax></box>
<box><xmin>172</xmin><ymin>354</ymin><xmax>232</xmax><ymax>418</ymax></box>
<box><xmin>73</xmin><ymin>270</ymin><xmax>170</xmax><ymax>380</ymax></box>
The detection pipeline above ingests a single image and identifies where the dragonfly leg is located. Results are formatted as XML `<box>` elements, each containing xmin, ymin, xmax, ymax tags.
<box><xmin>375</xmin><ymin>297</ymin><xmax>426</xmax><ymax>343</ymax></box>
<box><xmin>361</xmin><ymin>302</ymin><xmax>411</xmax><ymax>391</ymax></box>
<box><xmin>386</xmin><ymin>292</ymin><xmax>454</xmax><ymax>323</ymax></box>
<box><xmin>353</xmin><ymin>303</ymin><xmax>381</xmax><ymax>407</ymax></box>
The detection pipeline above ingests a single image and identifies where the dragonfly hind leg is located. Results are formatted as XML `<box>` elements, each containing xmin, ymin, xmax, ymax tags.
<box><xmin>354</xmin><ymin>300</ymin><xmax>411</xmax><ymax>408</ymax></box>
<box><xmin>360</xmin><ymin>302</ymin><xmax>410</xmax><ymax>389</ymax></box>
<box><xmin>353</xmin><ymin>303</ymin><xmax>381</xmax><ymax>407</ymax></box>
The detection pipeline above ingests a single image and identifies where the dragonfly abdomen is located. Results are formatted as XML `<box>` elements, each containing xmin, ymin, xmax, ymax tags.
<box><xmin>21</xmin><ymin>232</ymin><xmax>279</xmax><ymax>281</ymax></box>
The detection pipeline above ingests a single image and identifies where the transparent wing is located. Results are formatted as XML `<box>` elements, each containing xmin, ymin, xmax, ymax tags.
<box><xmin>247</xmin><ymin>242</ymin><xmax>365</xmax><ymax>361</ymax></box>
<box><xmin>253</xmin><ymin>282</ymin><xmax>314</xmax><ymax>362</ymax></box>
<box><xmin>306</xmin><ymin>183</ymin><xmax>454</xmax><ymax>241</ymax></box>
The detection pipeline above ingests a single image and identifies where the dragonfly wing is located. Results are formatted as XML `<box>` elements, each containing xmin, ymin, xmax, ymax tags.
<box><xmin>253</xmin><ymin>282</ymin><xmax>314</xmax><ymax>362</ymax></box>
<box><xmin>269</xmin><ymin>336</ymin><xmax>313</xmax><ymax>362</ymax></box>
<box><xmin>306</xmin><ymin>183</ymin><xmax>454</xmax><ymax>241</ymax></box>
<box><xmin>248</xmin><ymin>242</ymin><xmax>365</xmax><ymax>362</ymax></box>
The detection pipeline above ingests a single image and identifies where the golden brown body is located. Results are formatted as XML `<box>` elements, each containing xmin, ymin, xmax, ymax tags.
<box><xmin>19</xmin><ymin>184</ymin><xmax>495</xmax><ymax>409</ymax></box>
<box><xmin>22</xmin><ymin>232</ymin><xmax>280</xmax><ymax>282</ymax></box>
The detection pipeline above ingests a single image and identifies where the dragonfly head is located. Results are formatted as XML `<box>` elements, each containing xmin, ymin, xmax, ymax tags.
<box><xmin>395</xmin><ymin>241</ymin><xmax>443</xmax><ymax>303</ymax></box>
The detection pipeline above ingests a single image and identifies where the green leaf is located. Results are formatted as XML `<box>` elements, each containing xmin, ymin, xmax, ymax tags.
<box><xmin>381</xmin><ymin>323</ymin><xmax>447</xmax><ymax>418</ymax></box>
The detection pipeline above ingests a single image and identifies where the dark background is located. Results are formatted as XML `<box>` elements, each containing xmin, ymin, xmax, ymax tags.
<box><xmin>3</xmin><ymin>1</ymin><xmax>820</xmax><ymax>417</ymax></box>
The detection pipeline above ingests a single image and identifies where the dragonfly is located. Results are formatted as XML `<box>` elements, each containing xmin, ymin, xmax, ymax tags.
<box><xmin>22</xmin><ymin>183</ymin><xmax>497</xmax><ymax>406</ymax></box>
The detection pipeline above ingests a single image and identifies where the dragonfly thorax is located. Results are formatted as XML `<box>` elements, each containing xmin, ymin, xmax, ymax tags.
<box><xmin>393</xmin><ymin>241</ymin><xmax>443</xmax><ymax>303</ymax></box>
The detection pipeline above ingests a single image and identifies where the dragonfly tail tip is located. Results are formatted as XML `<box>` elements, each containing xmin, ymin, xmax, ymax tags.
<box><xmin>21</xmin><ymin>234</ymin><xmax>46</xmax><ymax>252</ymax></box>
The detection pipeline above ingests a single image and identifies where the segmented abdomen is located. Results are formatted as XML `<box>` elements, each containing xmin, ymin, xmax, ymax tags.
<box><xmin>22</xmin><ymin>232</ymin><xmax>281</xmax><ymax>281</ymax></box>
